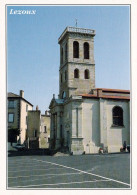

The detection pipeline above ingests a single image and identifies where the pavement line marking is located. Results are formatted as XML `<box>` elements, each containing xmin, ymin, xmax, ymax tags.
<box><xmin>8</xmin><ymin>161</ymin><xmax>49</xmax><ymax>164</ymax></box>
<box><xmin>8</xmin><ymin>172</ymin><xmax>82</xmax><ymax>179</ymax></box>
<box><xmin>33</xmin><ymin>159</ymin><xmax>130</xmax><ymax>187</ymax></box>
<box><xmin>8</xmin><ymin>159</ymin><xmax>30</xmax><ymax>163</ymax></box>
<box><xmin>9</xmin><ymin>175</ymin><xmax>58</xmax><ymax>184</ymax></box>
<box><xmin>8</xmin><ymin>168</ymin><xmax>98</xmax><ymax>179</ymax></box>
<box><xmin>8</xmin><ymin>167</ymin><xmax>64</xmax><ymax>173</ymax></box>
<box><xmin>9</xmin><ymin>179</ymin><xmax>110</xmax><ymax>188</ymax></box>
<box><xmin>9</xmin><ymin>172</ymin><xmax>84</xmax><ymax>185</ymax></box>
<box><xmin>87</xmin><ymin>155</ymin><xmax>117</xmax><ymax>158</ymax></box>
<box><xmin>8</xmin><ymin>164</ymin><xmax>50</xmax><ymax>169</ymax></box>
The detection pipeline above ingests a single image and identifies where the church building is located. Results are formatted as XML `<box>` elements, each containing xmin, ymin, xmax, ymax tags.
<box><xmin>49</xmin><ymin>26</ymin><xmax>130</xmax><ymax>154</ymax></box>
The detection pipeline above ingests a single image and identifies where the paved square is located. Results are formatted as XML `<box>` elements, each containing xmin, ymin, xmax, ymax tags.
<box><xmin>8</xmin><ymin>153</ymin><xmax>130</xmax><ymax>189</ymax></box>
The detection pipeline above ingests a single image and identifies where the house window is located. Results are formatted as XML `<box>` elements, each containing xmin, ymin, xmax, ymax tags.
<box><xmin>8</xmin><ymin>100</ymin><xmax>14</xmax><ymax>108</ymax></box>
<box><xmin>84</xmin><ymin>42</ymin><xmax>89</xmax><ymax>59</ymax></box>
<box><xmin>65</xmin><ymin>43</ymin><xmax>67</xmax><ymax>60</ymax></box>
<box><xmin>34</xmin><ymin>130</ymin><xmax>37</xmax><ymax>137</ymax></box>
<box><xmin>44</xmin><ymin>126</ymin><xmax>47</xmax><ymax>133</ymax></box>
<box><xmin>74</xmin><ymin>69</ymin><xmax>79</xmax><ymax>78</ymax></box>
<box><xmin>73</xmin><ymin>41</ymin><xmax>79</xmax><ymax>58</ymax></box>
<box><xmin>84</xmin><ymin>69</ymin><xmax>90</xmax><ymax>79</ymax></box>
<box><xmin>8</xmin><ymin>113</ymin><xmax>14</xmax><ymax>123</ymax></box>
<box><xmin>112</xmin><ymin>106</ymin><xmax>123</xmax><ymax>126</ymax></box>
<box><xmin>26</xmin><ymin>105</ymin><xmax>28</xmax><ymax>112</ymax></box>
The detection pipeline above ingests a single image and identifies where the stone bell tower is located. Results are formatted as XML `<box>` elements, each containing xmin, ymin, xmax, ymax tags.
<box><xmin>58</xmin><ymin>26</ymin><xmax>96</xmax><ymax>99</ymax></box>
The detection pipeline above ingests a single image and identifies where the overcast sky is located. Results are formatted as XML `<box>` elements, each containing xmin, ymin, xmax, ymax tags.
<box><xmin>7</xmin><ymin>5</ymin><xmax>130</xmax><ymax>114</ymax></box>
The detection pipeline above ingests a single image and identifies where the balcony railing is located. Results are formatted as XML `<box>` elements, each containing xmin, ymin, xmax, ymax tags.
<box><xmin>58</xmin><ymin>26</ymin><xmax>95</xmax><ymax>42</ymax></box>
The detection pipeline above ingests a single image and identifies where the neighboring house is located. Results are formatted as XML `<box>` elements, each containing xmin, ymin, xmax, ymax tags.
<box><xmin>27</xmin><ymin>108</ymin><xmax>50</xmax><ymax>149</ymax></box>
<box><xmin>49</xmin><ymin>26</ymin><xmax>130</xmax><ymax>154</ymax></box>
<box><xmin>27</xmin><ymin>106</ymin><xmax>41</xmax><ymax>149</ymax></box>
<box><xmin>40</xmin><ymin>111</ymin><xmax>50</xmax><ymax>148</ymax></box>
<box><xmin>8</xmin><ymin>90</ymin><xmax>33</xmax><ymax>150</ymax></box>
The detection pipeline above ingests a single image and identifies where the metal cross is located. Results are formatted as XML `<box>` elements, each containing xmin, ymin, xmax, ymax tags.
<box><xmin>75</xmin><ymin>19</ymin><xmax>78</xmax><ymax>27</ymax></box>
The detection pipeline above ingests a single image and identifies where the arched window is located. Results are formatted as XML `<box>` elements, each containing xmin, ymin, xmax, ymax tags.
<box><xmin>84</xmin><ymin>69</ymin><xmax>90</xmax><ymax>79</ymax></box>
<box><xmin>73</xmin><ymin>41</ymin><xmax>79</xmax><ymax>58</ymax></box>
<box><xmin>62</xmin><ymin>91</ymin><xmax>66</xmax><ymax>99</ymax></box>
<box><xmin>65</xmin><ymin>43</ymin><xmax>67</xmax><ymax>60</ymax></box>
<box><xmin>84</xmin><ymin>42</ymin><xmax>89</xmax><ymax>59</ymax></box>
<box><xmin>112</xmin><ymin>106</ymin><xmax>123</xmax><ymax>126</ymax></box>
<box><xmin>74</xmin><ymin>69</ymin><xmax>79</xmax><ymax>78</ymax></box>
<box><xmin>61</xmin><ymin>47</ymin><xmax>63</xmax><ymax>64</ymax></box>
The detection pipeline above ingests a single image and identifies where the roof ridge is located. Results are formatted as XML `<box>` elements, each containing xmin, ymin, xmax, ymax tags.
<box><xmin>95</xmin><ymin>88</ymin><xmax>130</xmax><ymax>92</ymax></box>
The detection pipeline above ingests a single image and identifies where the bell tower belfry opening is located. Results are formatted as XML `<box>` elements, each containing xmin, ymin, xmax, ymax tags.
<box><xmin>58</xmin><ymin>26</ymin><xmax>96</xmax><ymax>99</ymax></box>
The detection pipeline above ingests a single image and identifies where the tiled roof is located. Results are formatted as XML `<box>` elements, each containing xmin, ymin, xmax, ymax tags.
<box><xmin>81</xmin><ymin>94</ymin><xmax>130</xmax><ymax>100</ymax></box>
<box><xmin>81</xmin><ymin>88</ymin><xmax>130</xmax><ymax>100</ymax></box>
<box><xmin>96</xmin><ymin>88</ymin><xmax>130</xmax><ymax>94</ymax></box>
<box><xmin>8</xmin><ymin>92</ymin><xmax>33</xmax><ymax>106</ymax></box>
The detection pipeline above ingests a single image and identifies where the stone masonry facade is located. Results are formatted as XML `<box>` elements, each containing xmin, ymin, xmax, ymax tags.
<box><xmin>59</xmin><ymin>27</ymin><xmax>95</xmax><ymax>99</ymax></box>
<box><xmin>49</xmin><ymin>27</ymin><xmax>130</xmax><ymax>155</ymax></box>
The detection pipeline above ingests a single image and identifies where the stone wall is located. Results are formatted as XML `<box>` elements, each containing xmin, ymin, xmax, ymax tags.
<box><xmin>82</xmin><ymin>98</ymin><xmax>130</xmax><ymax>153</ymax></box>
<box><xmin>82</xmin><ymin>99</ymin><xmax>100</xmax><ymax>153</ymax></box>
<box><xmin>40</xmin><ymin>115</ymin><xmax>50</xmax><ymax>148</ymax></box>
<box><xmin>106</xmin><ymin>100</ymin><xmax>130</xmax><ymax>152</ymax></box>
<box><xmin>27</xmin><ymin>110</ymin><xmax>41</xmax><ymax>148</ymax></box>
<box><xmin>59</xmin><ymin>32</ymin><xmax>95</xmax><ymax>99</ymax></box>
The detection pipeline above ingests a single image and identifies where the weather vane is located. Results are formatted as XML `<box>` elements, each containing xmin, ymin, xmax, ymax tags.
<box><xmin>75</xmin><ymin>19</ymin><xmax>78</xmax><ymax>27</ymax></box>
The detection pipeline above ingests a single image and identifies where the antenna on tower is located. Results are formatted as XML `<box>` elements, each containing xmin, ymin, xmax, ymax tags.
<box><xmin>75</xmin><ymin>19</ymin><xmax>78</xmax><ymax>27</ymax></box>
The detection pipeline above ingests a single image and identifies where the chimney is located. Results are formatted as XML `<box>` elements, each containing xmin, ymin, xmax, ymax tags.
<box><xmin>36</xmin><ymin>105</ymin><xmax>39</xmax><ymax>111</ymax></box>
<box><xmin>20</xmin><ymin>90</ymin><xmax>24</xmax><ymax>98</ymax></box>
<box><xmin>53</xmin><ymin>94</ymin><xmax>55</xmax><ymax>99</ymax></box>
